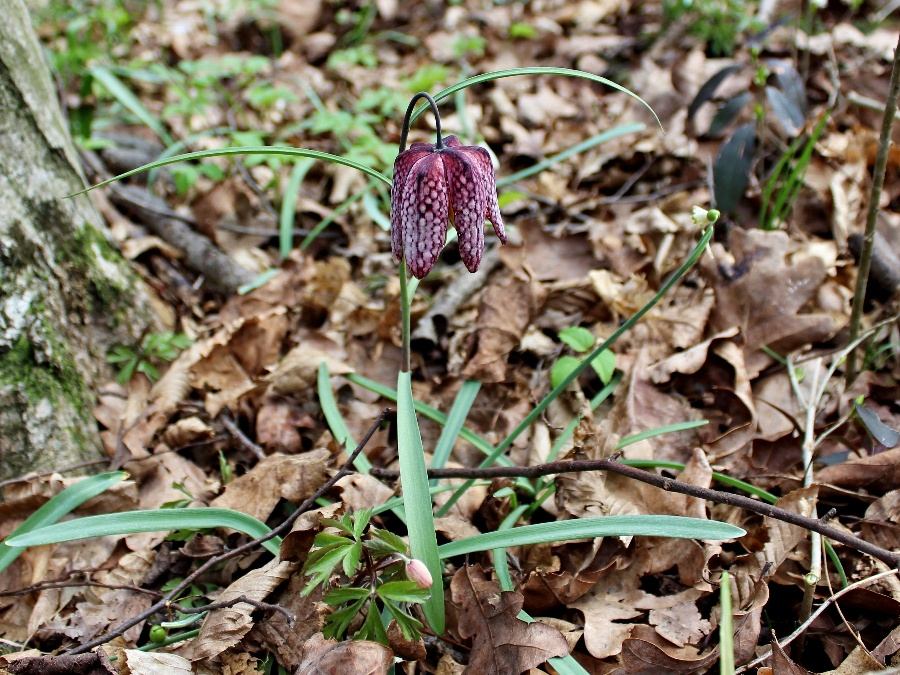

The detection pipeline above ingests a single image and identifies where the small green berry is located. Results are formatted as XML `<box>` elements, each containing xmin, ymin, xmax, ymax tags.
<box><xmin>149</xmin><ymin>625</ymin><xmax>168</xmax><ymax>643</ymax></box>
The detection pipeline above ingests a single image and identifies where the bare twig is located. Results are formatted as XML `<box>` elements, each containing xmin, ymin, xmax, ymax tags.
<box><xmin>370</xmin><ymin>460</ymin><xmax>900</xmax><ymax>567</ymax></box>
<box><xmin>847</xmin><ymin>31</ymin><xmax>900</xmax><ymax>380</ymax></box>
<box><xmin>220</xmin><ymin>412</ymin><xmax>266</xmax><ymax>460</ymax></box>
<box><xmin>735</xmin><ymin>568</ymin><xmax>900</xmax><ymax>672</ymax></box>
<box><xmin>64</xmin><ymin>409</ymin><xmax>391</xmax><ymax>655</ymax></box>
<box><xmin>0</xmin><ymin>577</ymin><xmax>162</xmax><ymax>599</ymax></box>
<box><xmin>171</xmin><ymin>593</ymin><xmax>294</xmax><ymax>625</ymax></box>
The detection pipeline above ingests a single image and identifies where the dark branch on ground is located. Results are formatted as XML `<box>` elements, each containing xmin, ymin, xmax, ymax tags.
<box><xmin>371</xmin><ymin>459</ymin><xmax>900</xmax><ymax>568</ymax></box>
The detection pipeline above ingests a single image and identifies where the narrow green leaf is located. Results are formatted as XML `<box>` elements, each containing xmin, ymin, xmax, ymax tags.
<box><xmin>430</xmin><ymin>380</ymin><xmax>481</xmax><ymax>479</ymax></box>
<box><xmin>5</xmin><ymin>507</ymin><xmax>280</xmax><ymax>555</ymax></box>
<box><xmin>90</xmin><ymin>66</ymin><xmax>173</xmax><ymax>144</ymax></box>
<box><xmin>396</xmin><ymin>371</ymin><xmax>445</xmax><ymax>634</ymax></box>
<box><xmin>421</xmin><ymin>67</ymin><xmax>662</xmax><ymax>130</ymax></box>
<box><xmin>346</xmin><ymin>373</ymin><xmax>514</xmax><ymax>468</ymax></box>
<box><xmin>68</xmin><ymin>147</ymin><xmax>391</xmax><ymax>198</ymax></box>
<box><xmin>617</xmin><ymin>420</ymin><xmax>708</xmax><ymax>448</ymax></box>
<box><xmin>497</xmin><ymin>123</ymin><xmax>646</xmax><ymax>187</ymax></box>
<box><xmin>439</xmin><ymin>515</ymin><xmax>745</xmax><ymax>558</ymax></box>
<box><xmin>280</xmin><ymin>159</ymin><xmax>314</xmax><ymax>259</ymax></box>
<box><xmin>719</xmin><ymin>570</ymin><xmax>735</xmax><ymax>675</ymax></box>
<box><xmin>0</xmin><ymin>472</ymin><xmax>127</xmax><ymax>573</ymax></box>
<box><xmin>317</xmin><ymin>362</ymin><xmax>371</xmax><ymax>473</ymax></box>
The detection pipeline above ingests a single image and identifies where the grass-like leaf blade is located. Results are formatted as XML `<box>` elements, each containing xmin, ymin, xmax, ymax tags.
<box><xmin>0</xmin><ymin>471</ymin><xmax>128</xmax><ymax>573</ymax></box>
<box><xmin>396</xmin><ymin>371</ymin><xmax>444</xmax><ymax>634</ymax></box>
<box><xmin>439</xmin><ymin>515</ymin><xmax>744</xmax><ymax>558</ymax></box>
<box><xmin>5</xmin><ymin>507</ymin><xmax>280</xmax><ymax>555</ymax></box>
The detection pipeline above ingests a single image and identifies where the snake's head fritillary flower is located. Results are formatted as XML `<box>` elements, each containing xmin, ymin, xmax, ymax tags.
<box><xmin>391</xmin><ymin>135</ymin><xmax>507</xmax><ymax>279</ymax></box>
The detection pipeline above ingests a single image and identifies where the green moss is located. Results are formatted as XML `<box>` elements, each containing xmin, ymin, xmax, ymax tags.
<box><xmin>0</xmin><ymin>334</ymin><xmax>89</xmax><ymax>412</ymax></box>
<box><xmin>58</xmin><ymin>221</ymin><xmax>133</xmax><ymax>323</ymax></box>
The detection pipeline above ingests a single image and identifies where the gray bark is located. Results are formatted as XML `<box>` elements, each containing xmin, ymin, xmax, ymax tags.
<box><xmin>0</xmin><ymin>0</ymin><xmax>159</xmax><ymax>480</ymax></box>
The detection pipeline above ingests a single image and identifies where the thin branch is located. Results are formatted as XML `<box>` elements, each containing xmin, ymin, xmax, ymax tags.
<box><xmin>735</xmin><ymin>568</ymin><xmax>900</xmax><ymax>673</ymax></box>
<box><xmin>847</xmin><ymin>31</ymin><xmax>900</xmax><ymax>380</ymax></box>
<box><xmin>65</xmin><ymin>409</ymin><xmax>391</xmax><ymax>655</ymax></box>
<box><xmin>171</xmin><ymin>594</ymin><xmax>294</xmax><ymax>625</ymax></box>
<box><xmin>220</xmin><ymin>412</ymin><xmax>266</xmax><ymax>460</ymax></box>
<box><xmin>370</xmin><ymin>460</ymin><xmax>900</xmax><ymax>567</ymax></box>
<box><xmin>0</xmin><ymin>577</ymin><xmax>162</xmax><ymax>599</ymax></box>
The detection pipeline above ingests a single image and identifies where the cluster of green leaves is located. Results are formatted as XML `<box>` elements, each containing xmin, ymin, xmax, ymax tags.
<box><xmin>662</xmin><ymin>0</ymin><xmax>762</xmax><ymax>56</ymax></box>
<box><xmin>551</xmin><ymin>326</ymin><xmax>615</xmax><ymax>390</ymax></box>
<box><xmin>34</xmin><ymin>0</ymin><xmax>137</xmax><ymax>83</ymax></box>
<box><xmin>688</xmin><ymin>52</ymin><xmax>813</xmax><ymax>221</ymax></box>
<box><xmin>303</xmin><ymin>509</ymin><xmax>429</xmax><ymax>644</ymax></box>
<box><xmin>107</xmin><ymin>331</ymin><xmax>191</xmax><ymax>384</ymax></box>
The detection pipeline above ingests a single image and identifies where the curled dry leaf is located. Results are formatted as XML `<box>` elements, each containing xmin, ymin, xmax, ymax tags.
<box><xmin>295</xmin><ymin>633</ymin><xmax>393</xmax><ymax>675</ymax></box>
<box><xmin>450</xmin><ymin>565</ymin><xmax>569</xmax><ymax>674</ymax></box>
<box><xmin>211</xmin><ymin>449</ymin><xmax>331</xmax><ymax>522</ymax></box>
<box><xmin>188</xmin><ymin>559</ymin><xmax>296</xmax><ymax>661</ymax></box>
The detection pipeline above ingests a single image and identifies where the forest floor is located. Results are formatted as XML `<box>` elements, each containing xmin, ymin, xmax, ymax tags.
<box><xmin>1</xmin><ymin>1</ymin><xmax>899</xmax><ymax>673</ymax></box>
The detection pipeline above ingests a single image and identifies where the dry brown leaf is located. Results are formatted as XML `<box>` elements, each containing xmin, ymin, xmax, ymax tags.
<box><xmin>451</xmin><ymin>565</ymin><xmax>569</xmax><ymax>673</ymax></box>
<box><xmin>123</xmin><ymin>650</ymin><xmax>192</xmax><ymax>674</ymax></box>
<box><xmin>702</xmin><ymin>229</ymin><xmax>839</xmax><ymax>353</ymax></box>
<box><xmin>769</xmin><ymin>641</ymin><xmax>812</xmax><ymax>675</ymax></box>
<box><xmin>248</xmin><ymin>574</ymin><xmax>325</xmax><ymax>670</ymax></box>
<box><xmin>265</xmin><ymin>341</ymin><xmax>351</xmax><ymax>395</ymax></box>
<box><xmin>188</xmin><ymin>559</ymin><xmax>296</xmax><ymax>661</ymax></box>
<box><xmin>295</xmin><ymin>633</ymin><xmax>392</xmax><ymax>675</ymax></box>
<box><xmin>861</xmin><ymin>489</ymin><xmax>900</xmax><ymax>555</ymax></box>
<box><xmin>211</xmin><ymin>449</ymin><xmax>330</xmax><ymax>522</ymax></box>
<box><xmin>461</xmin><ymin>272</ymin><xmax>546</xmax><ymax>383</ymax></box>
<box><xmin>818</xmin><ymin>447</ymin><xmax>900</xmax><ymax>493</ymax></box>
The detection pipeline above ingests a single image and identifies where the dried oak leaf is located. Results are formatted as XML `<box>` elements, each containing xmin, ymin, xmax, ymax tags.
<box><xmin>701</xmin><ymin>228</ymin><xmax>839</xmax><ymax>353</ymax></box>
<box><xmin>450</xmin><ymin>565</ymin><xmax>568</xmax><ymax>674</ymax></box>
<box><xmin>461</xmin><ymin>272</ymin><xmax>546</xmax><ymax>384</ymax></box>
<box><xmin>211</xmin><ymin>449</ymin><xmax>331</xmax><ymax>522</ymax></box>
<box><xmin>295</xmin><ymin>633</ymin><xmax>392</xmax><ymax>675</ymax></box>
<box><xmin>188</xmin><ymin>559</ymin><xmax>296</xmax><ymax>661</ymax></box>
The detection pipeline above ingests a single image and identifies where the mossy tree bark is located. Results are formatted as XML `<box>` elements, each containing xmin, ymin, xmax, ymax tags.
<box><xmin>0</xmin><ymin>0</ymin><xmax>159</xmax><ymax>480</ymax></box>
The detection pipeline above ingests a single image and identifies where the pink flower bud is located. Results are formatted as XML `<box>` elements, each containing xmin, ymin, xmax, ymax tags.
<box><xmin>405</xmin><ymin>558</ymin><xmax>433</xmax><ymax>589</ymax></box>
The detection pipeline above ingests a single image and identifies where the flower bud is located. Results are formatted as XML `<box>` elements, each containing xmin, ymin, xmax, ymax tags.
<box><xmin>405</xmin><ymin>558</ymin><xmax>433</xmax><ymax>589</ymax></box>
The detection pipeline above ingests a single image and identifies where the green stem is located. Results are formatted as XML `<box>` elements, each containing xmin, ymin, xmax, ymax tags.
<box><xmin>847</xmin><ymin>31</ymin><xmax>900</xmax><ymax>381</ymax></box>
<box><xmin>399</xmin><ymin>260</ymin><xmax>411</xmax><ymax>373</ymax></box>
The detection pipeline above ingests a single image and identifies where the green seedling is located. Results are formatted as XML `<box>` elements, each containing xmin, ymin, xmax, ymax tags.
<box><xmin>107</xmin><ymin>332</ymin><xmax>191</xmax><ymax>384</ymax></box>
<box><xmin>551</xmin><ymin>326</ymin><xmax>615</xmax><ymax>389</ymax></box>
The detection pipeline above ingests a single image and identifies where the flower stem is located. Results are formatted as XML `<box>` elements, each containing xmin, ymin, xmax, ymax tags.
<box><xmin>399</xmin><ymin>259</ymin><xmax>411</xmax><ymax>373</ymax></box>
<box><xmin>846</xmin><ymin>31</ymin><xmax>900</xmax><ymax>382</ymax></box>
<box><xmin>399</xmin><ymin>92</ymin><xmax>444</xmax><ymax>152</ymax></box>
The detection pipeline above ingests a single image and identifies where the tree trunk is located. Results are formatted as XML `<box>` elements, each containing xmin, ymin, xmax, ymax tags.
<box><xmin>0</xmin><ymin>0</ymin><xmax>159</xmax><ymax>480</ymax></box>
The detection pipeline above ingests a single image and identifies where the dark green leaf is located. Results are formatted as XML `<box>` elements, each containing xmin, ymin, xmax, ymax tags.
<box><xmin>714</xmin><ymin>123</ymin><xmax>756</xmax><ymax>212</ymax></box>
<box><xmin>376</xmin><ymin>580</ymin><xmax>431</xmax><ymax>604</ymax></box>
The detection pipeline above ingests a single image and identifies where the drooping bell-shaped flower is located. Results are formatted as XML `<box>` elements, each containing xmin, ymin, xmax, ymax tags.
<box><xmin>391</xmin><ymin>135</ymin><xmax>507</xmax><ymax>279</ymax></box>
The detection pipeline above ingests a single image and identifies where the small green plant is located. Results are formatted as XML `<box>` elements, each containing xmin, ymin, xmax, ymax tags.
<box><xmin>107</xmin><ymin>331</ymin><xmax>191</xmax><ymax>384</ymax></box>
<box><xmin>302</xmin><ymin>509</ymin><xmax>431</xmax><ymax>643</ymax></box>
<box><xmin>508</xmin><ymin>21</ymin><xmax>538</xmax><ymax>40</ymax></box>
<box><xmin>663</xmin><ymin>0</ymin><xmax>762</xmax><ymax>56</ymax></box>
<box><xmin>688</xmin><ymin>52</ymin><xmax>811</xmax><ymax>216</ymax></box>
<box><xmin>551</xmin><ymin>326</ymin><xmax>615</xmax><ymax>389</ymax></box>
